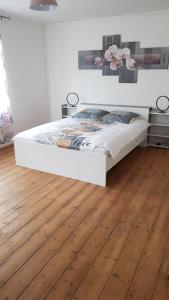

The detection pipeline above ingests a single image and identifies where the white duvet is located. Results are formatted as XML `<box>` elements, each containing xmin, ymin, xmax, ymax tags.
<box><xmin>14</xmin><ymin>118</ymin><xmax>149</xmax><ymax>159</ymax></box>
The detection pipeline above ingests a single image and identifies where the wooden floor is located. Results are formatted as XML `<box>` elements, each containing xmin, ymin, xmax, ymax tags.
<box><xmin>0</xmin><ymin>146</ymin><xmax>168</xmax><ymax>300</ymax></box>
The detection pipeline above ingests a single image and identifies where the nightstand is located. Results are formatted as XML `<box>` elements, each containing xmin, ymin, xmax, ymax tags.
<box><xmin>147</xmin><ymin>109</ymin><xmax>169</xmax><ymax>149</ymax></box>
<box><xmin>61</xmin><ymin>104</ymin><xmax>78</xmax><ymax>119</ymax></box>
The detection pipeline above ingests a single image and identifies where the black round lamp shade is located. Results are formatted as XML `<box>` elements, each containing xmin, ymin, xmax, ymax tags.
<box><xmin>66</xmin><ymin>93</ymin><xmax>79</xmax><ymax>107</ymax></box>
<box><xmin>156</xmin><ymin>96</ymin><xmax>169</xmax><ymax>113</ymax></box>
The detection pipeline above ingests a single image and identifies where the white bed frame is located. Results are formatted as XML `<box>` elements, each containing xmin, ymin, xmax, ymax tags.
<box><xmin>14</xmin><ymin>104</ymin><xmax>150</xmax><ymax>186</ymax></box>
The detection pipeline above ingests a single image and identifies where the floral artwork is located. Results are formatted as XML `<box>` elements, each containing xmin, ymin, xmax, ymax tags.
<box><xmin>95</xmin><ymin>45</ymin><xmax>136</xmax><ymax>71</ymax></box>
<box><xmin>78</xmin><ymin>34</ymin><xmax>169</xmax><ymax>83</ymax></box>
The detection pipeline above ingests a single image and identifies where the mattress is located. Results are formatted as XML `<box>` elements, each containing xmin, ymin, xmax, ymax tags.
<box><xmin>14</xmin><ymin>118</ymin><xmax>149</xmax><ymax>159</ymax></box>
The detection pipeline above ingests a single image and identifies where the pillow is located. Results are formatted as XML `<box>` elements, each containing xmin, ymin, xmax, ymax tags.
<box><xmin>73</xmin><ymin>108</ymin><xmax>109</xmax><ymax>120</ymax></box>
<box><xmin>101</xmin><ymin>110</ymin><xmax>140</xmax><ymax>124</ymax></box>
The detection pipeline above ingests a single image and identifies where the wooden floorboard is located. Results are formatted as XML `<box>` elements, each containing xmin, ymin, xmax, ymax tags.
<box><xmin>0</xmin><ymin>146</ymin><xmax>168</xmax><ymax>300</ymax></box>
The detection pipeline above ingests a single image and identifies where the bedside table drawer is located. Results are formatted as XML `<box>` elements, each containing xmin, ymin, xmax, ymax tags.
<box><xmin>150</xmin><ymin>114</ymin><xmax>169</xmax><ymax>125</ymax></box>
<box><xmin>61</xmin><ymin>105</ymin><xmax>78</xmax><ymax>118</ymax></box>
<box><xmin>147</xmin><ymin>135</ymin><xmax>169</xmax><ymax>149</ymax></box>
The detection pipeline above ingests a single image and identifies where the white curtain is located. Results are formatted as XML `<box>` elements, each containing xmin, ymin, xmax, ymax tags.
<box><xmin>0</xmin><ymin>39</ymin><xmax>10</xmax><ymax>113</ymax></box>
<box><xmin>0</xmin><ymin>38</ymin><xmax>13</xmax><ymax>144</ymax></box>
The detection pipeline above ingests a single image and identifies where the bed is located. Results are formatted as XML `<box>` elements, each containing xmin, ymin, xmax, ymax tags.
<box><xmin>14</xmin><ymin>104</ymin><xmax>150</xmax><ymax>186</ymax></box>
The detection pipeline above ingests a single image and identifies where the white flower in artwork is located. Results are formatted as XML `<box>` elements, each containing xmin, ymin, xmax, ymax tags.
<box><xmin>122</xmin><ymin>47</ymin><xmax>131</xmax><ymax>58</ymax></box>
<box><xmin>114</xmin><ymin>49</ymin><xmax>123</xmax><ymax>60</ymax></box>
<box><xmin>110</xmin><ymin>58</ymin><xmax>123</xmax><ymax>70</ymax></box>
<box><xmin>104</xmin><ymin>45</ymin><xmax>119</xmax><ymax>61</ymax></box>
<box><xmin>95</xmin><ymin>57</ymin><xmax>102</xmax><ymax>63</ymax></box>
<box><xmin>104</xmin><ymin>49</ymin><xmax>112</xmax><ymax>61</ymax></box>
<box><xmin>126</xmin><ymin>57</ymin><xmax>136</xmax><ymax>70</ymax></box>
<box><xmin>110</xmin><ymin>62</ymin><xmax>118</xmax><ymax>71</ymax></box>
<box><xmin>95</xmin><ymin>56</ymin><xmax>103</xmax><ymax>66</ymax></box>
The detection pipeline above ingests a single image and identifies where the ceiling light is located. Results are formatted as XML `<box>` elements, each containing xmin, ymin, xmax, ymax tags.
<box><xmin>30</xmin><ymin>0</ymin><xmax>58</xmax><ymax>11</ymax></box>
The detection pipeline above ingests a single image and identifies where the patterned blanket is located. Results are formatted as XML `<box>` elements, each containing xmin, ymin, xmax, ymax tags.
<box><xmin>34</xmin><ymin>119</ymin><xmax>106</xmax><ymax>151</ymax></box>
<box><xmin>15</xmin><ymin>117</ymin><xmax>149</xmax><ymax>158</ymax></box>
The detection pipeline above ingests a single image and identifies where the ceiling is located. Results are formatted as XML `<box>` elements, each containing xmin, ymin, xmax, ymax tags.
<box><xmin>0</xmin><ymin>0</ymin><xmax>169</xmax><ymax>23</ymax></box>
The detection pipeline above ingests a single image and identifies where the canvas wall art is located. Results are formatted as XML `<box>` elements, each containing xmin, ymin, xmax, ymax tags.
<box><xmin>78</xmin><ymin>34</ymin><xmax>169</xmax><ymax>83</ymax></box>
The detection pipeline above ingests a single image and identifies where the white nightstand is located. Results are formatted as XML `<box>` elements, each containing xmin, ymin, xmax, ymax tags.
<box><xmin>147</xmin><ymin>109</ymin><xmax>169</xmax><ymax>149</ymax></box>
<box><xmin>61</xmin><ymin>104</ymin><xmax>78</xmax><ymax>119</ymax></box>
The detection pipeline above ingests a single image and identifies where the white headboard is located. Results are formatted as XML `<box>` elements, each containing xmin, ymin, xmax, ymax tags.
<box><xmin>77</xmin><ymin>103</ymin><xmax>150</xmax><ymax>121</ymax></box>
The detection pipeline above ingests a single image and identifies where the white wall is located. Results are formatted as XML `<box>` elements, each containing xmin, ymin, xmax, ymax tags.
<box><xmin>46</xmin><ymin>12</ymin><xmax>169</xmax><ymax>120</ymax></box>
<box><xmin>0</xmin><ymin>17</ymin><xmax>49</xmax><ymax>133</ymax></box>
